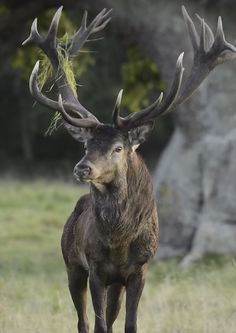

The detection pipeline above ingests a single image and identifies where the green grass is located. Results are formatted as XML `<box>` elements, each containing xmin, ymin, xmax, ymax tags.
<box><xmin>0</xmin><ymin>180</ymin><xmax>236</xmax><ymax>333</ymax></box>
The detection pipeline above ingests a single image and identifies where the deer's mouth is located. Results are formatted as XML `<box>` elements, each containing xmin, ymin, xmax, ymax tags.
<box><xmin>73</xmin><ymin>172</ymin><xmax>92</xmax><ymax>183</ymax></box>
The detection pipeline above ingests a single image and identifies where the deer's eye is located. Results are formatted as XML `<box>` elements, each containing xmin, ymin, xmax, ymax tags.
<box><xmin>114</xmin><ymin>146</ymin><xmax>123</xmax><ymax>153</ymax></box>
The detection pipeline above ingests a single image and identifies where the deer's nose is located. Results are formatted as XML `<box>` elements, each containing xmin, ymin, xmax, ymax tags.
<box><xmin>74</xmin><ymin>164</ymin><xmax>91</xmax><ymax>180</ymax></box>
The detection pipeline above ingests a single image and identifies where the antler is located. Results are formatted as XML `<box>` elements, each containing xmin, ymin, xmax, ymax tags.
<box><xmin>23</xmin><ymin>6</ymin><xmax>112</xmax><ymax>128</ymax></box>
<box><xmin>177</xmin><ymin>6</ymin><xmax>236</xmax><ymax>104</ymax></box>
<box><xmin>113</xmin><ymin>53</ymin><xmax>184</xmax><ymax>129</ymax></box>
<box><xmin>68</xmin><ymin>8</ymin><xmax>112</xmax><ymax>56</ymax></box>
<box><xmin>114</xmin><ymin>6</ymin><xmax>236</xmax><ymax>130</ymax></box>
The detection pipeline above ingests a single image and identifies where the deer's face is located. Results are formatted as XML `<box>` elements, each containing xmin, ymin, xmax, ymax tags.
<box><xmin>73</xmin><ymin>126</ymin><xmax>130</xmax><ymax>184</ymax></box>
<box><xmin>68</xmin><ymin>124</ymin><xmax>152</xmax><ymax>184</ymax></box>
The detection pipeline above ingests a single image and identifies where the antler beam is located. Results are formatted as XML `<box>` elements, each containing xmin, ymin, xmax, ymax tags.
<box><xmin>114</xmin><ymin>6</ymin><xmax>236</xmax><ymax>130</ymax></box>
<box><xmin>23</xmin><ymin>6</ymin><xmax>112</xmax><ymax>128</ymax></box>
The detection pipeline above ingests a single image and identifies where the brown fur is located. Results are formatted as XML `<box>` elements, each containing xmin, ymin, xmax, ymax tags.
<box><xmin>61</xmin><ymin>136</ymin><xmax>159</xmax><ymax>333</ymax></box>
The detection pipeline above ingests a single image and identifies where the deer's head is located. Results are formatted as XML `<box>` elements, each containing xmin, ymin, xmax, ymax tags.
<box><xmin>71</xmin><ymin>123</ymin><xmax>155</xmax><ymax>183</ymax></box>
<box><xmin>23</xmin><ymin>6</ymin><xmax>236</xmax><ymax>184</ymax></box>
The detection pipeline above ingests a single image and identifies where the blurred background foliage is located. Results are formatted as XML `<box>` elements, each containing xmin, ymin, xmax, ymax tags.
<box><xmin>0</xmin><ymin>1</ymin><xmax>173</xmax><ymax>177</ymax></box>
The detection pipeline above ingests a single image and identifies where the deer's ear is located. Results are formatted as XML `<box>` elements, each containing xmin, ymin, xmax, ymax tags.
<box><xmin>64</xmin><ymin>123</ymin><xmax>93</xmax><ymax>142</ymax></box>
<box><xmin>128</xmin><ymin>122</ymin><xmax>154</xmax><ymax>151</ymax></box>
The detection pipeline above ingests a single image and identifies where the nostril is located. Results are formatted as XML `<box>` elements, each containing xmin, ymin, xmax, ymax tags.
<box><xmin>76</xmin><ymin>164</ymin><xmax>91</xmax><ymax>178</ymax></box>
<box><xmin>81</xmin><ymin>167</ymin><xmax>91</xmax><ymax>177</ymax></box>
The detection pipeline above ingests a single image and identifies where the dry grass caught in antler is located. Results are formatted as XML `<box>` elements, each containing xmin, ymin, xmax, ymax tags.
<box><xmin>37</xmin><ymin>34</ymin><xmax>79</xmax><ymax>135</ymax></box>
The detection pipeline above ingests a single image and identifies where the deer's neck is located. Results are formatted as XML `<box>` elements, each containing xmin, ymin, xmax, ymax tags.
<box><xmin>90</xmin><ymin>152</ymin><xmax>156</xmax><ymax>243</ymax></box>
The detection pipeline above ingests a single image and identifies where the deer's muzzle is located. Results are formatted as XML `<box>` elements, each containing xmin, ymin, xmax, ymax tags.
<box><xmin>74</xmin><ymin>164</ymin><xmax>91</xmax><ymax>181</ymax></box>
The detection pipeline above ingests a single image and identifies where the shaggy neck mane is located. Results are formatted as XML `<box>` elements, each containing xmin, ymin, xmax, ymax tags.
<box><xmin>90</xmin><ymin>152</ymin><xmax>156</xmax><ymax>243</ymax></box>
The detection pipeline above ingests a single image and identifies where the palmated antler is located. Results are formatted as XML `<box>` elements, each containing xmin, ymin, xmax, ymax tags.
<box><xmin>114</xmin><ymin>6</ymin><xmax>236</xmax><ymax>130</ymax></box>
<box><xmin>23</xmin><ymin>6</ymin><xmax>112</xmax><ymax>128</ymax></box>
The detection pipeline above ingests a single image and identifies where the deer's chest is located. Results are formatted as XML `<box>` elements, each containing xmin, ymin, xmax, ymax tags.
<box><xmin>86</xmin><ymin>237</ymin><xmax>151</xmax><ymax>285</ymax></box>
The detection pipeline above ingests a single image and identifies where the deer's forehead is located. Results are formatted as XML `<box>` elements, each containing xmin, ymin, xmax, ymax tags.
<box><xmin>88</xmin><ymin>126</ymin><xmax>128</xmax><ymax>151</ymax></box>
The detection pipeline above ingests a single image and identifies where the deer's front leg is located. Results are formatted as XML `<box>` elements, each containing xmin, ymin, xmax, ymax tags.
<box><xmin>125</xmin><ymin>266</ymin><xmax>147</xmax><ymax>333</ymax></box>
<box><xmin>89</xmin><ymin>272</ymin><xmax>107</xmax><ymax>333</ymax></box>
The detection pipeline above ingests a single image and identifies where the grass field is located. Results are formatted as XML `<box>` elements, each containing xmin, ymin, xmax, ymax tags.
<box><xmin>0</xmin><ymin>180</ymin><xmax>236</xmax><ymax>333</ymax></box>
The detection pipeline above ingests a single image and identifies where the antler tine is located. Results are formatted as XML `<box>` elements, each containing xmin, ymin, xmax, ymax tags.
<box><xmin>154</xmin><ymin>53</ymin><xmax>184</xmax><ymax>115</ymax></box>
<box><xmin>211</xmin><ymin>16</ymin><xmax>236</xmax><ymax>55</ymax></box>
<box><xmin>112</xmin><ymin>89</ymin><xmax>124</xmax><ymax>127</ymax></box>
<box><xmin>93</xmin><ymin>14</ymin><xmax>112</xmax><ymax>33</ymax></box>
<box><xmin>125</xmin><ymin>92</ymin><xmax>164</xmax><ymax>123</ymax></box>
<box><xmin>45</xmin><ymin>6</ymin><xmax>63</xmax><ymax>48</ymax></box>
<box><xmin>81</xmin><ymin>10</ymin><xmax>88</xmax><ymax>31</ymax></box>
<box><xmin>114</xmin><ymin>53</ymin><xmax>184</xmax><ymax>129</ymax></box>
<box><xmin>58</xmin><ymin>95</ymin><xmax>99</xmax><ymax>128</ymax></box>
<box><xmin>29</xmin><ymin>61</ymin><xmax>59</xmax><ymax>110</ymax></box>
<box><xmin>113</xmin><ymin>88</ymin><xmax>171</xmax><ymax>129</ymax></box>
<box><xmin>92</xmin><ymin>8</ymin><xmax>113</xmax><ymax>32</ymax></box>
<box><xmin>115</xmin><ymin>92</ymin><xmax>164</xmax><ymax>129</ymax></box>
<box><xmin>22</xmin><ymin>18</ymin><xmax>42</xmax><ymax>46</ymax></box>
<box><xmin>215</xmin><ymin>16</ymin><xmax>225</xmax><ymax>45</ymax></box>
<box><xmin>130</xmin><ymin>53</ymin><xmax>184</xmax><ymax>126</ymax></box>
<box><xmin>199</xmin><ymin>19</ymin><xmax>206</xmax><ymax>52</ymax></box>
<box><xmin>195</xmin><ymin>13</ymin><xmax>214</xmax><ymax>50</ymax></box>
<box><xmin>182</xmin><ymin>5</ymin><xmax>199</xmax><ymax>52</ymax></box>
<box><xmin>69</xmin><ymin>8</ymin><xmax>112</xmax><ymax>56</ymax></box>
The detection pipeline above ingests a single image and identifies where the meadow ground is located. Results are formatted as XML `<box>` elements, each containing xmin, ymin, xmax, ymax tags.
<box><xmin>0</xmin><ymin>180</ymin><xmax>236</xmax><ymax>333</ymax></box>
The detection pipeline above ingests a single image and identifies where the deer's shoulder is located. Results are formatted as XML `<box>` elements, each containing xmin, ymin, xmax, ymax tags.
<box><xmin>74</xmin><ymin>193</ymin><xmax>91</xmax><ymax>218</ymax></box>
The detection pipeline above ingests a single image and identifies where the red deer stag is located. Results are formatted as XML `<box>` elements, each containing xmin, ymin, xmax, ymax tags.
<box><xmin>23</xmin><ymin>5</ymin><xmax>236</xmax><ymax>333</ymax></box>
